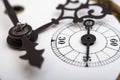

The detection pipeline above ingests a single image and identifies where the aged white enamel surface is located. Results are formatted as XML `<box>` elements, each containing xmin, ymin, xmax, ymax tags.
<box><xmin>0</xmin><ymin>0</ymin><xmax>120</xmax><ymax>80</ymax></box>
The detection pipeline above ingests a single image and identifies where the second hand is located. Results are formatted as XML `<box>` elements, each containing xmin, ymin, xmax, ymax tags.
<box><xmin>81</xmin><ymin>19</ymin><xmax>96</xmax><ymax>67</ymax></box>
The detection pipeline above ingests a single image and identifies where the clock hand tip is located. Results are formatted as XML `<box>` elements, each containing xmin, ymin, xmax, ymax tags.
<box><xmin>3</xmin><ymin>0</ymin><xmax>19</xmax><ymax>25</ymax></box>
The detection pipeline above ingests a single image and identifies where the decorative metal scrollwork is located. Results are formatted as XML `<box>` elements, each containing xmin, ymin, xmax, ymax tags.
<box><xmin>52</xmin><ymin>0</ymin><xmax>111</xmax><ymax>23</ymax></box>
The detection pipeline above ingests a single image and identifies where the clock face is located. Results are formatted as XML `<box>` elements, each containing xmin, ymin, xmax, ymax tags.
<box><xmin>0</xmin><ymin>0</ymin><xmax>120</xmax><ymax>80</ymax></box>
<box><xmin>51</xmin><ymin>21</ymin><xmax>120</xmax><ymax>67</ymax></box>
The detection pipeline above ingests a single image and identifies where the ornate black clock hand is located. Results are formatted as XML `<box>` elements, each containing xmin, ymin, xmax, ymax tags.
<box><xmin>2</xmin><ymin>0</ymin><xmax>44</xmax><ymax>68</ymax></box>
<box><xmin>33</xmin><ymin>19</ymin><xmax>58</xmax><ymax>34</ymax></box>
<box><xmin>3</xmin><ymin>0</ymin><xmax>19</xmax><ymax>26</ymax></box>
<box><xmin>20</xmin><ymin>37</ymin><xmax>44</xmax><ymax>68</ymax></box>
<box><xmin>81</xmin><ymin>19</ymin><xmax>96</xmax><ymax>67</ymax></box>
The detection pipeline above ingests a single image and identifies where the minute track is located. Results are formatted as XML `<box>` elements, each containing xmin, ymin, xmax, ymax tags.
<box><xmin>51</xmin><ymin>21</ymin><xmax>120</xmax><ymax>67</ymax></box>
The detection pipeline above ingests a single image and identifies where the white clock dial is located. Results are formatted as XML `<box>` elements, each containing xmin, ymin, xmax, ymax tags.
<box><xmin>0</xmin><ymin>0</ymin><xmax>120</xmax><ymax>80</ymax></box>
<box><xmin>51</xmin><ymin>21</ymin><xmax>120</xmax><ymax>67</ymax></box>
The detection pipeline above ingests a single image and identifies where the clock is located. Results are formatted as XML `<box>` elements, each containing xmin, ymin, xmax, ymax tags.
<box><xmin>0</xmin><ymin>0</ymin><xmax>120</xmax><ymax>80</ymax></box>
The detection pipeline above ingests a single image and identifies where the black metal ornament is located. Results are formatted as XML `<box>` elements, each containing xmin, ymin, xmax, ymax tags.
<box><xmin>74</xmin><ymin>0</ymin><xmax>111</xmax><ymax>22</ymax></box>
<box><xmin>53</xmin><ymin>0</ymin><xmax>112</xmax><ymax>23</ymax></box>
